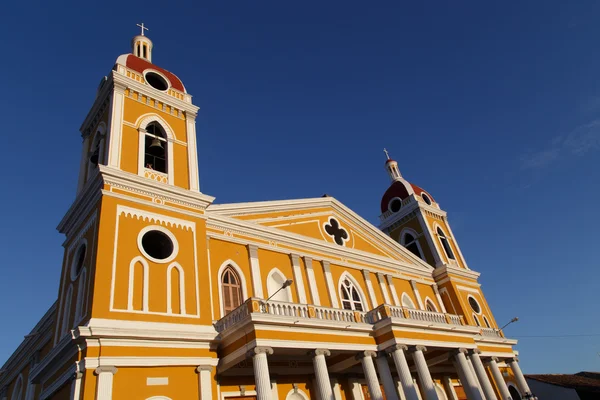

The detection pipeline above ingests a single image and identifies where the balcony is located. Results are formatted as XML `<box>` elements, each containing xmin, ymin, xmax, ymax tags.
<box><xmin>214</xmin><ymin>298</ymin><xmax>466</xmax><ymax>333</ymax></box>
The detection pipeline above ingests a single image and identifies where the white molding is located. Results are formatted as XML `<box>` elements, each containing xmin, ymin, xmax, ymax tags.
<box><xmin>39</xmin><ymin>365</ymin><xmax>76</xmax><ymax>400</ymax></box>
<box><xmin>338</xmin><ymin>271</ymin><xmax>369</xmax><ymax>312</ymax></box>
<box><xmin>216</xmin><ymin>260</ymin><xmax>249</xmax><ymax>318</ymax></box>
<box><xmin>377</xmin><ymin>273</ymin><xmax>391</xmax><ymax>304</ymax></box>
<box><xmin>322</xmin><ymin>261</ymin><xmax>339</xmax><ymax>308</ymax></box>
<box><xmin>135</xmin><ymin>114</ymin><xmax>176</xmax><ymax>185</ymax></box>
<box><xmin>410</xmin><ymin>280</ymin><xmax>425</xmax><ymax>310</ymax></box>
<box><xmin>143</xmin><ymin>69</ymin><xmax>172</xmax><ymax>92</ymax></box>
<box><xmin>247</xmin><ymin>245</ymin><xmax>264</xmax><ymax>299</ymax></box>
<box><xmin>221</xmin><ymin>390</ymin><xmax>257</xmax><ymax>400</ymax></box>
<box><xmin>107</xmin><ymin>84</ymin><xmax>125</xmax><ymax>168</ymax></box>
<box><xmin>416</xmin><ymin>212</ymin><xmax>443</xmax><ymax>267</ymax></box>
<box><xmin>146</xmin><ymin>377</ymin><xmax>169</xmax><ymax>386</ymax></box>
<box><xmin>137</xmin><ymin>225</ymin><xmax>180</xmax><ymax>264</ymax></box>
<box><xmin>127</xmin><ymin>256</ymin><xmax>150</xmax><ymax>312</ymax></box>
<box><xmin>185</xmin><ymin>114</ymin><xmax>200</xmax><ymax>191</ymax></box>
<box><xmin>386</xmin><ymin>275</ymin><xmax>400</xmax><ymax>306</ymax></box>
<box><xmin>290</xmin><ymin>254</ymin><xmax>308</xmax><ymax>304</ymax></box>
<box><xmin>74</xmin><ymin>268</ymin><xmax>87</xmax><ymax>322</ymax></box>
<box><xmin>304</xmin><ymin>257</ymin><xmax>320</xmax><ymax>306</ymax></box>
<box><xmin>401</xmin><ymin>293</ymin><xmax>416</xmax><ymax>309</ymax></box>
<box><xmin>285</xmin><ymin>388</ymin><xmax>310</xmax><ymax>400</ymax></box>
<box><xmin>78</xmin><ymin>318</ymin><xmax>217</xmax><ymax>341</ymax></box>
<box><xmin>438</xmin><ymin>288</ymin><xmax>457</xmax><ymax>315</ymax></box>
<box><xmin>166</xmin><ymin>262</ymin><xmax>186</xmax><ymax>314</ymax></box>
<box><xmin>83</xmin><ymin>356</ymin><xmax>218</xmax><ymax>369</ymax></box>
<box><xmin>266</xmin><ymin>267</ymin><xmax>293</xmax><ymax>302</ymax></box>
<box><xmin>399</xmin><ymin>227</ymin><xmax>425</xmax><ymax>261</ymax></box>
<box><xmin>424</xmin><ymin>296</ymin><xmax>438</xmax><ymax>312</ymax></box>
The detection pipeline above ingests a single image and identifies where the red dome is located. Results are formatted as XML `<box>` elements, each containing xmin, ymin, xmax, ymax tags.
<box><xmin>116</xmin><ymin>54</ymin><xmax>186</xmax><ymax>93</ymax></box>
<box><xmin>380</xmin><ymin>181</ymin><xmax>434</xmax><ymax>213</ymax></box>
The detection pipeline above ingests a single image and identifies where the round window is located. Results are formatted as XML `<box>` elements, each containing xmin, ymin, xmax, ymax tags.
<box><xmin>389</xmin><ymin>197</ymin><xmax>402</xmax><ymax>213</ymax></box>
<box><xmin>70</xmin><ymin>243</ymin><xmax>87</xmax><ymax>280</ymax></box>
<box><xmin>141</xmin><ymin>230</ymin><xmax>174</xmax><ymax>260</ymax></box>
<box><xmin>421</xmin><ymin>193</ymin><xmax>432</xmax><ymax>205</ymax></box>
<box><xmin>468</xmin><ymin>296</ymin><xmax>481</xmax><ymax>314</ymax></box>
<box><xmin>145</xmin><ymin>72</ymin><xmax>169</xmax><ymax>91</ymax></box>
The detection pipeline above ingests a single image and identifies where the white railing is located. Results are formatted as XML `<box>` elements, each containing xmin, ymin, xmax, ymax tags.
<box><xmin>214</xmin><ymin>299</ymin><xmax>465</xmax><ymax>333</ymax></box>
<box><xmin>480</xmin><ymin>327</ymin><xmax>504</xmax><ymax>338</ymax></box>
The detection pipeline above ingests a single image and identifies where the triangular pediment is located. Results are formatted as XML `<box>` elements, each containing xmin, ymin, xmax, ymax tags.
<box><xmin>207</xmin><ymin>197</ymin><xmax>432</xmax><ymax>272</ymax></box>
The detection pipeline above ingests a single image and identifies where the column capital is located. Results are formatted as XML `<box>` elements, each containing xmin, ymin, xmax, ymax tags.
<box><xmin>196</xmin><ymin>365</ymin><xmax>214</xmax><ymax>373</ymax></box>
<box><xmin>469</xmin><ymin>348</ymin><xmax>482</xmax><ymax>355</ymax></box>
<box><xmin>310</xmin><ymin>349</ymin><xmax>331</xmax><ymax>357</ymax></box>
<box><xmin>488</xmin><ymin>356</ymin><xmax>499</xmax><ymax>363</ymax></box>
<box><xmin>290</xmin><ymin>254</ymin><xmax>300</xmax><ymax>264</ymax></box>
<box><xmin>508</xmin><ymin>356</ymin><xmax>519</xmax><ymax>363</ymax></box>
<box><xmin>385</xmin><ymin>344</ymin><xmax>408</xmax><ymax>353</ymax></box>
<box><xmin>451</xmin><ymin>348</ymin><xmax>468</xmax><ymax>357</ymax></box>
<box><xmin>250</xmin><ymin>346</ymin><xmax>273</xmax><ymax>357</ymax></box>
<box><xmin>356</xmin><ymin>350</ymin><xmax>377</xmax><ymax>360</ymax></box>
<box><xmin>408</xmin><ymin>345</ymin><xmax>427</xmax><ymax>353</ymax></box>
<box><xmin>94</xmin><ymin>366</ymin><xmax>118</xmax><ymax>375</ymax></box>
<box><xmin>362</xmin><ymin>269</ymin><xmax>371</xmax><ymax>279</ymax></box>
<box><xmin>71</xmin><ymin>371</ymin><xmax>83</xmax><ymax>381</ymax></box>
<box><xmin>432</xmin><ymin>284</ymin><xmax>440</xmax><ymax>294</ymax></box>
<box><xmin>247</xmin><ymin>244</ymin><xmax>259</xmax><ymax>258</ymax></box>
<box><xmin>377</xmin><ymin>350</ymin><xmax>390</xmax><ymax>358</ymax></box>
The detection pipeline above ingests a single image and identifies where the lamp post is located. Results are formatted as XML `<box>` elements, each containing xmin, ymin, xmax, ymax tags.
<box><xmin>500</xmin><ymin>317</ymin><xmax>519</xmax><ymax>331</ymax></box>
<box><xmin>266</xmin><ymin>279</ymin><xmax>293</xmax><ymax>302</ymax></box>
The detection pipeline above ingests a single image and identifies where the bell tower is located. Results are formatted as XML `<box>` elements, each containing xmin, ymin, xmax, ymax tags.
<box><xmin>53</xmin><ymin>27</ymin><xmax>215</xmax><ymax>346</ymax></box>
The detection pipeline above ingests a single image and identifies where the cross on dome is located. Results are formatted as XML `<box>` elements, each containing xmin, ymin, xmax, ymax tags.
<box><xmin>137</xmin><ymin>22</ymin><xmax>149</xmax><ymax>36</ymax></box>
<box><xmin>383</xmin><ymin>148</ymin><xmax>390</xmax><ymax>160</ymax></box>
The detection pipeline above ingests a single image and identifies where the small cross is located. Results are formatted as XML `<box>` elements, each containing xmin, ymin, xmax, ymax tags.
<box><xmin>383</xmin><ymin>148</ymin><xmax>390</xmax><ymax>160</ymax></box>
<box><xmin>137</xmin><ymin>23</ymin><xmax>149</xmax><ymax>36</ymax></box>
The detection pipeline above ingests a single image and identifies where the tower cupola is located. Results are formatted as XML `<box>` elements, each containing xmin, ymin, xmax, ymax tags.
<box><xmin>132</xmin><ymin>23</ymin><xmax>153</xmax><ymax>62</ymax></box>
<box><xmin>384</xmin><ymin>148</ymin><xmax>402</xmax><ymax>182</ymax></box>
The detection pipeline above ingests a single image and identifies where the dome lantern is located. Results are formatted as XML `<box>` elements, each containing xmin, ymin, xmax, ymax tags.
<box><xmin>132</xmin><ymin>23</ymin><xmax>153</xmax><ymax>62</ymax></box>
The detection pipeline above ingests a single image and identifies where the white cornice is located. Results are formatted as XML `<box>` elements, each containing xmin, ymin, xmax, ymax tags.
<box><xmin>208</xmin><ymin>196</ymin><xmax>434</xmax><ymax>272</ymax></box>
<box><xmin>57</xmin><ymin>172</ymin><xmax>103</xmax><ymax>235</ymax></box>
<box><xmin>432</xmin><ymin>265</ymin><xmax>480</xmax><ymax>281</ymax></box>
<box><xmin>379</xmin><ymin>196</ymin><xmax>447</xmax><ymax>231</ymax></box>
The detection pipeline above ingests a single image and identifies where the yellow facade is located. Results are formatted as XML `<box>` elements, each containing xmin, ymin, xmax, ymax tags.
<box><xmin>0</xmin><ymin>33</ymin><xmax>535</xmax><ymax>400</ymax></box>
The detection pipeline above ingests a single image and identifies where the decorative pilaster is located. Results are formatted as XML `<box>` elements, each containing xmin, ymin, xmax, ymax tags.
<box><xmin>304</xmin><ymin>257</ymin><xmax>321</xmax><ymax>305</ymax></box>
<box><xmin>290</xmin><ymin>254</ymin><xmax>308</xmax><ymax>304</ymax></box>
<box><xmin>409</xmin><ymin>281</ymin><xmax>425</xmax><ymax>310</ymax></box>
<box><xmin>250</xmin><ymin>347</ymin><xmax>274</xmax><ymax>400</ymax></box>
<box><xmin>469</xmin><ymin>350</ymin><xmax>497</xmax><ymax>400</ymax></box>
<box><xmin>507</xmin><ymin>358</ymin><xmax>533</xmax><ymax>399</ymax></box>
<box><xmin>485</xmin><ymin>358</ymin><xmax>511</xmax><ymax>400</ymax></box>
<box><xmin>94</xmin><ymin>366</ymin><xmax>118</xmax><ymax>400</ymax></box>
<box><xmin>386</xmin><ymin>275</ymin><xmax>401</xmax><ymax>306</ymax></box>
<box><xmin>107</xmin><ymin>82</ymin><xmax>126</xmax><ymax>168</ymax></box>
<box><xmin>432</xmin><ymin>285</ymin><xmax>447</xmax><ymax>313</ymax></box>
<box><xmin>375</xmin><ymin>352</ymin><xmax>400</xmax><ymax>400</ymax></box>
<box><xmin>362</xmin><ymin>270</ymin><xmax>378</xmax><ymax>308</ymax></box>
<box><xmin>409</xmin><ymin>346</ymin><xmax>439</xmax><ymax>400</ymax></box>
<box><xmin>247</xmin><ymin>245</ymin><xmax>264</xmax><ymax>298</ymax></box>
<box><xmin>70</xmin><ymin>371</ymin><xmax>83</xmax><ymax>400</ymax></box>
<box><xmin>196</xmin><ymin>365</ymin><xmax>214</xmax><ymax>400</ymax></box>
<box><xmin>452</xmin><ymin>349</ymin><xmax>483</xmax><ymax>400</ymax></box>
<box><xmin>185</xmin><ymin>112</ymin><xmax>200</xmax><ymax>191</ymax></box>
<box><xmin>377</xmin><ymin>273</ymin><xmax>392</xmax><ymax>304</ymax></box>
<box><xmin>357</xmin><ymin>351</ymin><xmax>384</xmax><ymax>400</ymax></box>
<box><xmin>311</xmin><ymin>349</ymin><xmax>334</xmax><ymax>400</ymax></box>
<box><xmin>322</xmin><ymin>261</ymin><xmax>339</xmax><ymax>308</ymax></box>
<box><xmin>387</xmin><ymin>345</ymin><xmax>420</xmax><ymax>400</ymax></box>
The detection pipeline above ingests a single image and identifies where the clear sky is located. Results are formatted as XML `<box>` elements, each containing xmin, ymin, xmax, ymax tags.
<box><xmin>0</xmin><ymin>1</ymin><xmax>599</xmax><ymax>374</ymax></box>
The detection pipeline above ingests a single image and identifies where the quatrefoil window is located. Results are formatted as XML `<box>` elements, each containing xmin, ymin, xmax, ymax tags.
<box><xmin>324</xmin><ymin>218</ymin><xmax>349</xmax><ymax>246</ymax></box>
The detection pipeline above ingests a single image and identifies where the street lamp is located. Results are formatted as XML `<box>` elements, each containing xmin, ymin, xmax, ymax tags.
<box><xmin>266</xmin><ymin>279</ymin><xmax>294</xmax><ymax>302</ymax></box>
<box><xmin>500</xmin><ymin>317</ymin><xmax>519</xmax><ymax>331</ymax></box>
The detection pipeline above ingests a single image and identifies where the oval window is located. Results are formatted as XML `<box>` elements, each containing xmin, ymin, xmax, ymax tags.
<box><xmin>145</xmin><ymin>72</ymin><xmax>169</xmax><ymax>91</ymax></box>
<box><xmin>141</xmin><ymin>230</ymin><xmax>174</xmax><ymax>260</ymax></box>
<box><xmin>421</xmin><ymin>193</ymin><xmax>432</xmax><ymax>205</ymax></box>
<box><xmin>70</xmin><ymin>243</ymin><xmax>87</xmax><ymax>280</ymax></box>
<box><xmin>389</xmin><ymin>197</ymin><xmax>402</xmax><ymax>213</ymax></box>
<box><xmin>468</xmin><ymin>296</ymin><xmax>481</xmax><ymax>314</ymax></box>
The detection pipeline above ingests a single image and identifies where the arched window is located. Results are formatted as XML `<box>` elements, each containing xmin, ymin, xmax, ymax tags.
<box><xmin>400</xmin><ymin>231</ymin><xmax>424</xmax><ymax>260</ymax></box>
<box><xmin>12</xmin><ymin>374</ymin><xmax>23</xmax><ymax>400</ymax></box>
<box><xmin>267</xmin><ymin>268</ymin><xmax>292</xmax><ymax>302</ymax></box>
<box><xmin>222</xmin><ymin>266</ymin><xmax>243</xmax><ymax>315</ymax></box>
<box><xmin>144</xmin><ymin>122</ymin><xmax>168</xmax><ymax>173</ymax></box>
<box><xmin>61</xmin><ymin>284</ymin><xmax>73</xmax><ymax>336</ymax></box>
<box><xmin>473</xmin><ymin>314</ymin><xmax>480</xmax><ymax>326</ymax></box>
<box><xmin>483</xmin><ymin>316</ymin><xmax>491</xmax><ymax>328</ymax></box>
<box><xmin>167</xmin><ymin>263</ymin><xmax>186</xmax><ymax>315</ymax></box>
<box><xmin>425</xmin><ymin>298</ymin><xmax>438</xmax><ymax>312</ymax></box>
<box><xmin>508</xmin><ymin>385</ymin><xmax>522</xmax><ymax>400</ymax></box>
<box><xmin>436</xmin><ymin>227</ymin><xmax>455</xmax><ymax>260</ymax></box>
<box><xmin>128</xmin><ymin>257</ymin><xmax>149</xmax><ymax>312</ymax></box>
<box><xmin>74</xmin><ymin>268</ymin><xmax>87</xmax><ymax>322</ymax></box>
<box><xmin>339</xmin><ymin>278</ymin><xmax>364</xmax><ymax>311</ymax></box>
<box><xmin>401</xmin><ymin>293</ymin><xmax>416</xmax><ymax>309</ymax></box>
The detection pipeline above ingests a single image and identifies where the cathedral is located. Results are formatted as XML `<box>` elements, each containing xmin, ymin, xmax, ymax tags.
<box><xmin>0</xmin><ymin>28</ymin><xmax>536</xmax><ymax>400</ymax></box>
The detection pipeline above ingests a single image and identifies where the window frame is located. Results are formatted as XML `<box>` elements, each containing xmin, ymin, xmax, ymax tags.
<box><xmin>217</xmin><ymin>260</ymin><xmax>248</xmax><ymax>318</ymax></box>
<box><xmin>137</xmin><ymin>116</ymin><xmax>175</xmax><ymax>185</ymax></box>
<box><xmin>400</xmin><ymin>228</ymin><xmax>425</xmax><ymax>260</ymax></box>
<box><xmin>436</xmin><ymin>226</ymin><xmax>456</xmax><ymax>261</ymax></box>
<box><xmin>338</xmin><ymin>272</ymin><xmax>367</xmax><ymax>312</ymax></box>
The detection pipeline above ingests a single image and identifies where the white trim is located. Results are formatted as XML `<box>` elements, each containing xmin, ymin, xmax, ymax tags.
<box><xmin>434</xmin><ymin>382</ymin><xmax>448</xmax><ymax>400</ymax></box>
<box><xmin>322</xmin><ymin>261</ymin><xmax>339</xmax><ymax>308</ymax></box>
<box><xmin>410</xmin><ymin>280</ymin><xmax>425</xmax><ymax>310</ymax></box>
<box><xmin>69</xmin><ymin>239</ymin><xmax>87</xmax><ymax>281</ymax></box>
<box><xmin>401</xmin><ymin>292</ymin><xmax>416</xmax><ymax>309</ymax></box>
<box><xmin>137</xmin><ymin>225</ymin><xmax>180</xmax><ymax>264</ymax></box>
<box><xmin>386</xmin><ymin>275</ymin><xmax>400</xmax><ymax>306</ymax></box>
<box><xmin>304</xmin><ymin>257</ymin><xmax>321</xmax><ymax>306</ymax></box>
<box><xmin>434</xmin><ymin>223</ymin><xmax>456</xmax><ymax>264</ymax></box>
<box><xmin>362</xmin><ymin>269</ymin><xmax>378</xmax><ymax>309</ymax></box>
<box><xmin>466</xmin><ymin>295</ymin><xmax>482</xmax><ymax>315</ymax></box>
<box><xmin>39</xmin><ymin>366</ymin><xmax>76</xmax><ymax>400</ymax></box>
<box><xmin>285</xmin><ymin>388</ymin><xmax>310</xmax><ymax>400</ymax></box>
<box><xmin>399</xmin><ymin>228</ymin><xmax>425</xmax><ymax>261</ymax></box>
<box><xmin>12</xmin><ymin>374</ymin><xmax>24</xmax><ymax>400</ymax></box>
<box><xmin>221</xmin><ymin>390</ymin><xmax>257</xmax><ymax>400</ymax></box>
<box><xmin>107</xmin><ymin>83</ymin><xmax>125</xmax><ymax>168</ymax></box>
<box><xmin>506</xmin><ymin>382</ymin><xmax>522</xmax><ymax>399</ymax></box>
<box><xmin>146</xmin><ymin>397</ymin><xmax>172</xmax><ymax>400</ymax></box>
<box><xmin>388</xmin><ymin>197</ymin><xmax>403</xmax><ymax>213</ymax></box>
<box><xmin>128</xmin><ymin>256</ymin><xmax>150</xmax><ymax>312</ymax></box>
<box><xmin>217</xmin><ymin>260</ymin><xmax>249</xmax><ymax>318</ymax></box>
<box><xmin>185</xmin><ymin>114</ymin><xmax>200</xmax><ymax>191</ymax></box>
<box><xmin>290</xmin><ymin>254</ymin><xmax>308</xmax><ymax>304</ymax></box>
<box><xmin>416</xmin><ymin>212</ymin><xmax>443</xmax><ymax>267</ymax></box>
<box><xmin>338</xmin><ymin>271</ymin><xmax>368</xmax><ymax>312</ymax></box>
<box><xmin>146</xmin><ymin>378</ymin><xmax>169</xmax><ymax>386</ymax></box>
<box><xmin>377</xmin><ymin>273</ymin><xmax>391</xmax><ymax>304</ymax></box>
<box><xmin>322</xmin><ymin>217</ymin><xmax>350</xmax><ymax>246</ymax></box>
<box><xmin>248</xmin><ymin>245</ymin><xmax>264</xmax><ymax>298</ymax></box>
<box><xmin>166</xmin><ymin>262</ymin><xmax>186</xmax><ymax>314</ymax></box>
<box><xmin>74</xmin><ymin>267</ymin><xmax>87</xmax><ymax>323</ymax></box>
<box><xmin>266</xmin><ymin>267</ymin><xmax>293</xmax><ymax>302</ymax></box>
<box><xmin>439</xmin><ymin>288</ymin><xmax>457</xmax><ymax>314</ymax></box>
<box><xmin>136</xmin><ymin>114</ymin><xmax>176</xmax><ymax>185</ymax></box>
<box><xmin>143</xmin><ymin>69</ymin><xmax>172</xmax><ymax>92</ymax></box>
<box><xmin>60</xmin><ymin>284</ymin><xmax>73</xmax><ymax>337</ymax></box>
<box><xmin>83</xmin><ymin>356</ymin><xmax>218</xmax><ymax>369</ymax></box>
<box><xmin>421</xmin><ymin>193</ymin><xmax>432</xmax><ymax>205</ymax></box>
<box><xmin>424</xmin><ymin>296</ymin><xmax>438</xmax><ymax>312</ymax></box>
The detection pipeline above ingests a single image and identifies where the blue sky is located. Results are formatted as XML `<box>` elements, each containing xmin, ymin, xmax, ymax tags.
<box><xmin>1</xmin><ymin>1</ymin><xmax>599</xmax><ymax>374</ymax></box>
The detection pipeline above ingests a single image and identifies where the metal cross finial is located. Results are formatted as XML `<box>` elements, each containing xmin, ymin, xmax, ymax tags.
<box><xmin>383</xmin><ymin>148</ymin><xmax>390</xmax><ymax>160</ymax></box>
<box><xmin>136</xmin><ymin>23</ymin><xmax>149</xmax><ymax>36</ymax></box>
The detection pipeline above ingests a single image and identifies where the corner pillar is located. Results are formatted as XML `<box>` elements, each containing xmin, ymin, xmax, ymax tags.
<box><xmin>95</xmin><ymin>366</ymin><xmax>118</xmax><ymax>400</ymax></box>
<box><xmin>196</xmin><ymin>365</ymin><xmax>214</xmax><ymax>400</ymax></box>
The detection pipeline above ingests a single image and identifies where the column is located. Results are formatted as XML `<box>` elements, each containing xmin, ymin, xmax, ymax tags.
<box><xmin>485</xmin><ymin>358</ymin><xmax>511</xmax><ymax>400</ymax></box>
<box><xmin>410</xmin><ymin>346</ymin><xmax>439</xmax><ymax>400</ymax></box>
<box><xmin>452</xmin><ymin>349</ymin><xmax>483</xmax><ymax>400</ymax></box>
<box><xmin>95</xmin><ymin>366</ymin><xmax>117</xmax><ymax>400</ymax></box>
<box><xmin>357</xmin><ymin>351</ymin><xmax>384</xmax><ymax>400</ymax></box>
<box><xmin>466</xmin><ymin>356</ymin><xmax>486</xmax><ymax>400</ymax></box>
<box><xmin>304</xmin><ymin>257</ymin><xmax>321</xmax><ymax>305</ymax></box>
<box><xmin>442</xmin><ymin>376</ymin><xmax>458</xmax><ymax>400</ymax></box>
<box><xmin>387</xmin><ymin>345</ymin><xmax>420</xmax><ymax>400</ymax></box>
<box><xmin>432</xmin><ymin>285</ymin><xmax>447</xmax><ymax>313</ymax></box>
<box><xmin>196</xmin><ymin>365</ymin><xmax>213</xmax><ymax>400</ymax></box>
<box><xmin>507</xmin><ymin>358</ymin><xmax>533</xmax><ymax>398</ymax></box>
<box><xmin>251</xmin><ymin>347</ymin><xmax>273</xmax><ymax>400</ymax></box>
<box><xmin>185</xmin><ymin>112</ymin><xmax>200</xmax><ymax>191</ymax></box>
<box><xmin>247</xmin><ymin>245</ymin><xmax>264</xmax><ymax>298</ymax></box>
<box><xmin>386</xmin><ymin>275</ymin><xmax>401</xmax><ymax>306</ymax></box>
<box><xmin>377</xmin><ymin>273</ymin><xmax>392</xmax><ymax>304</ymax></box>
<box><xmin>290</xmin><ymin>254</ymin><xmax>308</xmax><ymax>304</ymax></box>
<box><xmin>375</xmin><ymin>352</ymin><xmax>400</xmax><ymax>400</ymax></box>
<box><xmin>311</xmin><ymin>349</ymin><xmax>334</xmax><ymax>400</ymax></box>
<box><xmin>362</xmin><ymin>270</ymin><xmax>378</xmax><ymax>308</ymax></box>
<box><xmin>410</xmin><ymin>281</ymin><xmax>425</xmax><ymax>310</ymax></box>
<box><xmin>70</xmin><ymin>372</ymin><xmax>83</xmax><ymax>400</ymax></box>
<box><xmin>469</xmin><ymin>351</ymin><xmax>497</xmax><ymax>400</ymax></box>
